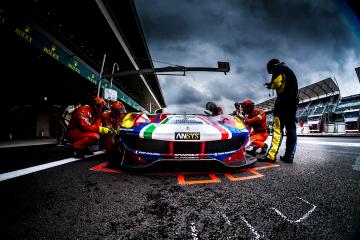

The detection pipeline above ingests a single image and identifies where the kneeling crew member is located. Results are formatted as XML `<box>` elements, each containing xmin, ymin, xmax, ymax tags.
<box><xmin>205</xmin><ymin>101</ymin><xmax>223</xmax><ymax>116</ymax></box>
<box><xmin>102</xmin><ymin>101</ymin><xmax>126</xmax><ymax>151</ymax></box>
<box><xmin>67</xmin><ymin>97</ymin><xmax>110</xmax><ymax>157</ymax></box>
<box><xmin>240</xmin><ymin>99</ymin><xmax>268</xmax><ymax>156</ymax></box>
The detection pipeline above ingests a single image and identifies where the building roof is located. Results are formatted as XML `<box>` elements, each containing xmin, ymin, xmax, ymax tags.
<box><xmin>297</xmin><ymin>78</ymin><xmax>340</xmax><ymax>102</ymax></box>
<box><xmin>5</xmin><ymin>0</ymin><xmax>166</xmax><ymax>111</ymax></box>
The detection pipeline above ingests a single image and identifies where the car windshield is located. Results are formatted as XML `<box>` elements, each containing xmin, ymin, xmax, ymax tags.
<box><xmin>344</xmin><ymin>111</ymin><xmax>359</xmax><ymax>118</ymax></box>
<box><xmin>308</xmin><ymin>116</ymin><xmax>321</xmax><ymax>121</ymax></box>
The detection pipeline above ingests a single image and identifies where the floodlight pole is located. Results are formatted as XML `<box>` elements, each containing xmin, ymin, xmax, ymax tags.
<box><xmin>110</xmin><ymin>62</ymin><xmax>119</xmax><ymax>89</ymax></box>
<box><xmin>97</xmin><ymin>54</ymin><xmax>107</xmax><ymax>97</ymax></box>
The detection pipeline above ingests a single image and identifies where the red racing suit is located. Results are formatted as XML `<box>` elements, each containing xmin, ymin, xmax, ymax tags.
<box><xmin>244</xmin><ymin>108</ymin><xmax>268</xmax><ymax>148</ymax></box>
<box><xmin>101</xmin><ymin>111</ymin><xmax>124</xmax><ymax>150</ymax></box>
<box><xmin>66</xmin><ymin>105</ymin><xmax>102</xmax><ymax>150</ymax></box>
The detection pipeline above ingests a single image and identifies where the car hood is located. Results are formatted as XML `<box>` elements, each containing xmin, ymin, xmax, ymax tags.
<box><xmin>135</xmin><ymin>114</ymin><xmax>248</xmax><ymax>141</ymax></box>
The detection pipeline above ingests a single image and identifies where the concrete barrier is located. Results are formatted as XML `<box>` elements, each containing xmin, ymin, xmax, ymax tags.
<box><xmin>324</xmin><ymin>123</ymin><xmax>335</xmax><ymax>133</ymax></box>
<box><xmin>335</xmin><ymin>122</ymin><xmax>346</xmax><ymax>133</ymax></box>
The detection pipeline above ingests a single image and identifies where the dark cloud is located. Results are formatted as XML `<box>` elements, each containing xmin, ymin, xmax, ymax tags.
<box><xmin>161</xmin><ymin>77</ymin><xmax>205</xmax><ymax>105</ymax></box>
<box><xmin>135</xmin><ymin>0</ymin><xmax>360</xmax><ymax>113</ymax></box>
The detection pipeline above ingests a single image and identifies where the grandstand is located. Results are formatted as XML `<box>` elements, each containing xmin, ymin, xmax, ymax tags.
<box><xmin>335</xmin><ymin>94</ymin><xmax>360</xmax><ymax>113</ymax></box>
<box><xmin>256</xmin><ymin>78</ymin><xmax>360</xmax><ymax>133</ymax></box>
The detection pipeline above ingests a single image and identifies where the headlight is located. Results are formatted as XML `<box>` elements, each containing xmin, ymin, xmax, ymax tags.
<box><xmin>122</xmin><ymin>113</ymin><xmax>135</xmax><ymax>128</ymax></box>
<box><xmin>122</xmin><ymin>113</ymin><xmax>150</xmax><ymax>128</ymax></box>
<box><xmin>234</xmin><ymin>116</ymin><xmax>245</xmax><ymax>130</ymax></box>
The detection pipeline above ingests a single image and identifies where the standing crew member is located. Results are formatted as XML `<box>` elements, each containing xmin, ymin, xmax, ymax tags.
<box><xmin>240</xmin><ymin>99</ymin><xmax>268</xmax><ymax>156</ymax></box>
<box><xmin>67</xmin><ymin>97</ymin><xmax>111</xmax><ymax>157</ymax></box>
<box><xmin>258</xmin><ymin>59</ymin><xmax>298</xmax><ymax>163</ymax></box>
<box><xmin>102</xmin><ymin>101</ymin><xmax>126</xmax><ymax>151</ymax></box>
<box><xmin>299</xmin><ymin>119</ymin><xmax>304</xmax><ymax>133</ymax></box>
<box><xmin>233</xmin><ymin>102</ymin><xmax>244</xmax><ymax>120</ymax></box>
<box><xmin>205</xmin><ymin>101</ymin><xmax>223</xmax><ymax>116</ymax></box>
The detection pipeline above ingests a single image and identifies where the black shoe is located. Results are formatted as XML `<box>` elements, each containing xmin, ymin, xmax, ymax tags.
<box><xmin>280</xmin><ymin>156</ymin><xmax>293</xmax><ymax>163</ymax></box>
<box><xmin>246</xmin><ymin>147</ymin><xmax>258</xmax><ymax>156</ymax></box>
<box><xmin>260</xmin><ymin>143</ymin><xmax>268</xmax><ymax>154</ymax></box>
<box><xmin>246</xmin><ymin>150</ymin><xmax>256</xmax><ymax>156</ymax></box>
<box><xmin>257</xmin><ymin>156</ymin><xmax>276</xmax><ymax>163</ymax></box>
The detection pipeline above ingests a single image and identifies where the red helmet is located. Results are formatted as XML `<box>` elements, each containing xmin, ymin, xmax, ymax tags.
<box><xmin>92</xmin><ymin>97</ymin><xmax>107</xmax><ymax>114</ymax></box>
<box><xmin>92</xmin><ymin>97</ymin><xmax>106</xmax><ymax>106</ymax></box>
<box><xmin>111</xmin><ymin>101</ymin><xmax>126</xmax><ymax>114</ymax></box>
<box><xmin>240</xmin><ymin>99</ymin><xmax>254</xmax><ymax>114</ymax></box>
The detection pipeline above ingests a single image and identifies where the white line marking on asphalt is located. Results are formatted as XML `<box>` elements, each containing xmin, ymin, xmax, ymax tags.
<box><xmin>271</xmin><ymin>197</ymin><xmax>316</xmax><ymax>224</ymax></box>
<box><xmin>0</xmin><ymin>151</ymin><xmax>105</xmax><ymax>182</ymax></box>
<box><xmin>265</xmin><ymin>137</ymin><xmax>360</xmax><ymax>148</ymax></box>
<box><xmin>190</xmin><ymin>222</ymin><xmax>199</xmax><ymax>240</ymax></box>
<box><xmin>353</xmin><ymin>156</ymin><xmax>360</xmax><ymax>171</ymax></box>
<box><xmin>299</xmin><ymin>148</ymin><xmax>359</xmax><ymax>155</ymax></box>
<box><xmin>222</xmin><ymin>213</ymin><xmax>231</xmax><ymax>226</ymax></box>
<box><xmin>240</xmin><ymin>217</ymin><xmax>261</xmax><ymax>240</ymax></box>
<box><xmin>297</xmin><ymin>140</ymin><xmax>360</xmax><ymax>148</ymax></box>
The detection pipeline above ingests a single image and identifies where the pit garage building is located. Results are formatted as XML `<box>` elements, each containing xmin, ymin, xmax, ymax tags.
<box><xmin>0</xmin><ymin>0</ymin><xmax>166</xmax><ymax>141</ymax></box>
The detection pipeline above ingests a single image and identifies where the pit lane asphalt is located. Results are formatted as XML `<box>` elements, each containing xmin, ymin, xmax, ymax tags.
<box><xmin>0</xmin><ymin>137</ymin><xmax>359</xmax><ymax>239</ymax></box>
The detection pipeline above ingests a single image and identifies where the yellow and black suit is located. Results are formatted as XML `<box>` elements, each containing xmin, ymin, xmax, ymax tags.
<box><xmin>266</xmin><ymin>63</ymin><xmax>298</xmax><ymax>161</ymax></box>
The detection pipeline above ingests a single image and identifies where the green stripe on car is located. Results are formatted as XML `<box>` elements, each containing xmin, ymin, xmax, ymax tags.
<box><xmin>143</xmin><ymin>116</ymin><xmax>172</xmax><ymax>139</ymax></box>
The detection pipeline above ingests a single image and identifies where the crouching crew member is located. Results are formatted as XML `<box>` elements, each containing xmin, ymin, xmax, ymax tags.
<box><xmin>102</xmin><ymin>101</ymin><xmax>126</xmax><ymax>151</ymax></box>
<box><xmin>240</xmin><ymin>99</ymin><xmax>268</xmax><ymax>156</ymax></box>
<box><xmin>233</xmin><ymin>102</ymin><xmax>245</xmax><ymax>120</ymax></box>
<box><xmin>205</xmin><ymin>101</ymin><xmax>223</xmax><ymax>116</ymax></box>
<box><xmin>67</xmin><ymin>97</ymin><xmax>110</xmax><ymax>157</ymax></box>
<box><xmin>258</xmin><ymin>59</ymin><xmax>298</xmax><ymax>163</ymax></box>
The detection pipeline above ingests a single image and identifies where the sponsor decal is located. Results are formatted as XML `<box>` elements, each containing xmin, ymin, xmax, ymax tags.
<box><xmin>43</xmin><ymin>45</ymin><xmax>60</xmax><ymax>61</ymax></box>
<box><xmin>169</xmin><ymin>119</ymin><xmax>203</xmax><ymax>125</ymax></box>
<box><xmin>212</xmin><ymin>150</ymin><xmax>237</xmax><ymax>156</ymax></box>
<box><xmin>175</xmin><ymin>132</ymin><xmax>200</xmax><ymax>140</ymax></box>
<box><xmin>68</xmin><ymin>60</ymin><xmax>81</xmax><ymax>74</ymax></box>
<box><xmin>173</xmin><ymin>153</ymin><xmax>200</xmax><ymax>159</ymax></box>
<box><xmin>87</xmin><ymin>73</ymin><xmax>97</xmax><ymax>84</ymax></box>
<box><xmin>135</xmin><ymin>151</ymin><xmax>161</xmax><ymax>156</ymax></box>
<box><xmin>14</xmin><ymin>25</ymin><xmax>32</xmax><ymax>43</ymax></box>
<box><xmin>119</xmin><ymin>128</ymin><xmax>134</xmax><ymax>132</ymax></box>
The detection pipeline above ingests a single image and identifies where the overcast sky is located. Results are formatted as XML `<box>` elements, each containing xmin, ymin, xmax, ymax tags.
<box><xmin>135</xmin><ymin>0</ymin><xmax>360</xmax><ymax>113</ymax></box>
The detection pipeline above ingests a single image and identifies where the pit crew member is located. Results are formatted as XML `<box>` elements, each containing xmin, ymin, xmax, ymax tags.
<box><xmin>240</xmin><ymin>99</ymin><xmax>268</xmax><ymax>156</ymax></box>
<box><xmin>258</xmin><ymin>59</ymin><xmax>298</xmax><ymax>163</ymax></box>
<box><xmin>205</xmin><ymin>101</ymin><xmax>223</xmax><ymax>116</ymax></box>
<box><xmin>67</xmin><ymin>97</ymin><xmax>111</xmax><ymax>157</ymax></box>
<box><xmin>102</xmin><ymin>100</ymin><xmax>126</xmax><ymax>151</ymax></box>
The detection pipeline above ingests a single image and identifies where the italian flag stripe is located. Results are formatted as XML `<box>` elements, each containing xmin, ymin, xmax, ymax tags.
<box><xmin>197</xmin><ymin>116</ymin><xmax>230</xmax><ymax>140</ymax></box>
<box><xmin>144</xmin><ymin>124</ymin><xmax>156</xmax><ymax>139</ymax></box>
<box><xmin>143</xmin><ymin>116</ymin><xmax>171</xmax><ymax>139</ymax></box>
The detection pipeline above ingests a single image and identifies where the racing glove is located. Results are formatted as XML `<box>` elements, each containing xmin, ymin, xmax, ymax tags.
<box><xmin>109</xmin><ymin>127</ymin><xmax>120</xmax><ymax>135</ymax></box>
<box><xmin>99</xmin><ymin>126</ymin><xmax>111</xmax><ymax>135</ymax></box>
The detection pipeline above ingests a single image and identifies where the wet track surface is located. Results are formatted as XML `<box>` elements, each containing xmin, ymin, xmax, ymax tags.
<box><xmin>0</xmin><ymin>137</ymin><xmax>359</xmax><ymax>239</ymax></box>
